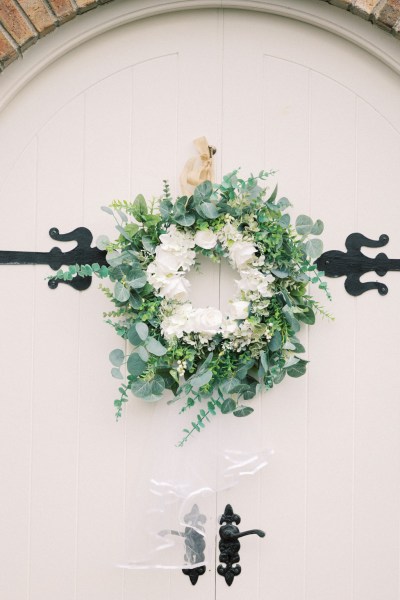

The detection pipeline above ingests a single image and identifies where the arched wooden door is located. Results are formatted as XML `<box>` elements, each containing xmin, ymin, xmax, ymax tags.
<box><xmin>2</xmin><ymin>5</ymin><xmax>400</xmax><ymax>600</ymax></box>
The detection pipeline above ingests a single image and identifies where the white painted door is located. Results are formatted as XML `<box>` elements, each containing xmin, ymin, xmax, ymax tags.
<box><xmin>2</xmin><ymin>6</ymin><xmax>400</xmax><ymax>600</ymax></box>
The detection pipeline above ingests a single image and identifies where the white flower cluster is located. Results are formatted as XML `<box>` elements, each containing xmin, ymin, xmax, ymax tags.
<box><xmin>147</xmin><ymin>221</ymin><xmax>276</xmax><ymax>345</ymax></box>
<box><xmin>146</xmin><ymin>225</ymin><xmax>196</xmax><ymax>302</ymax></box>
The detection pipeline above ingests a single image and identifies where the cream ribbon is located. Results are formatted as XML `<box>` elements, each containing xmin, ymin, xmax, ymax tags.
<box><xmin>180</xmin><ymin>136</ymin><xmax>216</xmax><ymax>196</ymax></box>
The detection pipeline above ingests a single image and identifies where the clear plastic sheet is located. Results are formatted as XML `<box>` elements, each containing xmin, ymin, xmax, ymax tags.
<box><xmin>119</xmin><ymin>397</ymin><xmax>272</xmax><ymax>570</ymax></box>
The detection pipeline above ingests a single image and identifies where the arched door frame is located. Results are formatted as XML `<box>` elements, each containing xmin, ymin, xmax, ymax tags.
<box><xmin>2</xmin><ymin>0</ymin><xmax>400</xmax><ymax>113</ymax></box>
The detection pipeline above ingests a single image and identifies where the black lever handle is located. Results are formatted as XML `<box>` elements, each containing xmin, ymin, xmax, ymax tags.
<box><xmin>219</xmin><ymin>523</ymin><xmax>265</xmax><ymax>541</ymax></box>
<box><xmin>217</xmin><ymin>504</ymin><xmax>266</xmax><ymax>586</ymax></box>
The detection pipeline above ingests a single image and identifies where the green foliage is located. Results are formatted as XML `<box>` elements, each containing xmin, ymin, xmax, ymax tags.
<box><xmin>49</xmin><ymin>169</ymin><xmax>331</xmax><ymax>446</ymax></box>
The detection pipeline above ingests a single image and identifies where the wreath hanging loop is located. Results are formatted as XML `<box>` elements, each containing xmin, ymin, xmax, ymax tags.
<box><xmin>180</xmin><ymin>136</ymin><xmax>216</xmax><ymax>196</ymax></box>
<box><xmin>52</xmin><ymin>168</ymin><xmax>331</xmax><ymax>446</ymax></box>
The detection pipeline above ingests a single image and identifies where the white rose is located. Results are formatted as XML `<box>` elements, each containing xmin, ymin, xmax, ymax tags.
<box><xmin>159</xmin><ymin>225</ymin><xmax>195</xmax><ymax>252</ymax></box>
<box><xmin>161</xmin><ymin>303</ymin><xmax>192</xmax><ymax>339</ymax></box>
<box><xmin>229</xmin><ymin>241</ymin><xmax>258</xmax><ymax>269</ymax></box>
<box><xmin>257</xmin><ymin>273</ymin><xmax>275</xmax><ymax>297</ymax></box>
<box><xmin>222</xmin><ymin>319</ymin><xmax>239</xmax><ymax>335</ymax></box>
<box><xmin>160</xmin><ymin>276</ymin><xmax>190</xmax><ymax>301</ymax></box>
<box><xmin>236</xmin><ymin>269</ymin><xmax>261</xmax><ymax>292</ymax></box>
<box><xmin>154</xmin><ymin>247</ymin><xmax>182</xmax><ymax>273</ymax></box>
<box><xmin>229</xmin><ymin>300</ymin><xmax>250</xmax><ymax>320</ymax></box>
<box><xmin>187</xmin><ymin>307</ymin><xmax>223</xmax><ymax>336</ymax></box>
<box><xmin>194</xmin><ymin>229</ymin><xmax>218</xmax><ymax>250</ymax></box>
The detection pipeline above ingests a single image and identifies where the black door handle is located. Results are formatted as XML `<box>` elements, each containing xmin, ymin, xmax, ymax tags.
<box><xmin>217</xmin><ymin>504</ymin><xmax>265</xmax><ymax>586</ymax></box>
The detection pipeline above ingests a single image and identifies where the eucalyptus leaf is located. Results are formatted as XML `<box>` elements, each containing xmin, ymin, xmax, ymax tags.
<box><xmin>159</xmin><ymin>198</ymin><xmax>172</xmax><ymax>217</ymax></box>
<box><xmin>287</xmin><ymin>359</ymin><xmax>308</xmax><ymax>378</ymax></box>
<box><xmin>111</xmin><ymin>367</ymin><xmax>124</xmax><ymax>380</ymax></box>
<box><xmin>295</xmin><ymin>215</ymin><xmax>314</xmax><ymax>236</ymax></box>
<box><xmin>146</xmin><ymin>337</ymin><xmax>167</xmax><ymax>356</ymax></box>
<box><xmin>130</xmin><ymin>379</ymin><xmax>152</xmax><ymax>398</ymax></box>
<box><xmin>136</xmin><ymin>322</ymin><xmax>149</xmax><ymax>341</ymax></box>
<box><xmin>198</xmin><ymin>202</ymin><xmax>219</xmax><ymax>219</ymax></box>
<box><xmin>285</xmin><ymin>356</ymin><xmax>300</xmax><ymax>368</ymax></box>
<box><xmin>109</xmin><ymin>348</ymin><xmax>124</xmax><ymax>367</ymax></box>
<box><xmin>116</xmin><ymin>209</ymin><xmax>128</xmax><ymax>222</ymax></box>
<box><xmin>237</xmin><ymin>360</ymin><xmax>255</xmax><ymax>380</ymax></box>
<box><xmin>191</xmin><ymin>369</ymin><xmax>213</xmax><ymax>391</ymax></box>
<box><xmin>101</xmin><ymin>205</ymin><xmax>113</xmax><ymax>215</ymax></box>
<box><xmin>132</xmin><ymin>194</ymin><xmax>148</xmax><ymax>221</ymax></box>
<box><xmin>242</xmin><ymin>383</ymin><xmax>257</xmax><ymax>400</ymax></box>
<box><xmin>293</xmin><ymin>341</ymin><xmax>306</xmax><ymax>353</ymax></box>
<box><xmin>271</xmin><ymin>269</ymin><xmax>288</xmax><ymax>278</ymax></box>
<box><xmin>116</xmin><ymin>225</ymin><xmax>133</xmax><ymax>241</ymax></box>
<box><xmin>305</xmin><ymin>238</ymin><xmax>323</xmax><ymax>259</ymax></box>
<box><xmin>282</xmin><ymin>306</ymin><xmax>300</xmax><ymax>333</ymax></box>
<box><xmin>272</xmin><ymin>370</ymin><xmax>286</xmax><ymax>384</ymax></box>
<box><xmin>138</xmin><ymin>346</ymin><xmax>149</xmax><ymax>362</ymax></box>
<box><xmin>193</xmin><ymin>180</ymin><xmax>213</xmax><ymax>203</ymax></box>
<box><xmin>129</xmin><ymin>290</ymin><xmax>143</xmax><ymax>309</ymax></box>
<box><xmin>141</xmin><ymin>236</ymin><xmax>156</xmax><ymax>253</ymax></box>
<box><xmin>277</xmin><ymin>197</ymin><xmax>290</xmax><ymax>210</ymax></box>
<box><xmin>220</xmin><ymin>378</ymin><xmax>241</xmax><ymax>395</ymax></box>
<box><xmin>283</xmin><ymin>341</ymin><xmax>296</xmax><ymax>351</ymax></box>
<box><xmin>233</xmin><ymin>406</ymin><xmax>254</xmax><ymax>417</ymax></box>
<box><xmin>221</xmin><ymin>398</ymin><xmax>236</xmax><ymax>414</ymax></box>
<box><xmin>127</xmin><ymin>353</ymin><xmax>147</xmax><ymax>377</ymax></box>
<box><xmin>174</xmin><ymin>213</ymin><xmax>196</xmax><ymax>227</ymax></box>
<box><xmin>113</xmin><ymin>281</ymin><xmax>130</xmax><ymax>303</ymax></box>
<box><xmin>150</xmin><ymin>375</ymin><xmax>165</xmax><ymax>396</ymax></box>
<box><xmin>297</xmin><ymin>307</ymin><xmax>315</xmax><ymax>325</ymax></box>
<box><xmin>106</xmin><ymin>251</ymin><xmax>123</xmax><ymax>267</ymax></box>
<box><xmin>279</xmin><ymin>213</ymin><xmax>290</xmax><ymax>228</ymax></box>
<box><xmin>269</xmin><ymin>331</ymin><xmax>282</xmax><ymax>352</ymax></box>
<box><xmin>96</xmin><ymin>235</ymin><xmax>110</xmax><ymax>250</ymax></box>
<box><xmin>127</xmin><ymin>325</ymin><xmax>142</xmax><ymax>346</ymax></box>
<box><xmin>311</xmin><ymin>219</ymin><xmax>324</xmax><ymax>235</ymax></box>
<box><xmin>126</xmin><ymin>270</ymin><xmax>147</xmax><ymax>289</ymax></box>
<box><xmin>267</xmin><ymin>184</ymin><xmax>278</xmax><ymax>203</ymax></box>
<box><xmin>260</xmin><ymin>351</ymin><xmax>269</xmax><ymax>372</ymax></box>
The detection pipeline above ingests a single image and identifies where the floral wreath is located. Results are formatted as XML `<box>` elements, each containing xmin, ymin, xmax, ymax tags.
<box><xmin>53</xmin><ymin>170</ymin><xmax>330</xmax><ymax>446</ymax></box>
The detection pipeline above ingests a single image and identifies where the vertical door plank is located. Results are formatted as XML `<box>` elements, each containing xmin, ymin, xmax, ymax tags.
<box><xmin>175</xmin><ymin>9</ymin><xmax>223</xmax><ymax>190</ymax></box>
<box><xmin>306</xmin><ymin>72</ymin><xmax>357</xmax><ymax>600</ymax></box>
<box><xmin>28</xmin><ymin>97</ymin><xmax>84</xmax><ymax>600</ymax></box>
<box><xmin>131</xmin><ymin>54</ymin><xmax>178</xmax><ymax>198</ymax></box>
<box><xmin>217</xmin><ymin>12</ymin><xmax>269</xmax><ymax>600</ymax></box>
<box><xmin>74</xmin><ymin>70</ymin><xmax>133</xmax><ymax>600</ymax></box>
<box><xmin>353</xmin><ymin>99</ymin><xmax>400</xmax><ymax>600</ymax></box>
<box><xmin>260</xmin><ymin>54</ymin><xmax>311</xmax><ymax>600</ymax></box>
<box><xmin>0</xmin><ymin>140</ymin><xmax>37</xmax><ymax>600</ymax></box>
<box><xmin>122</xmin><ymin>38</ymin><xmax>221</xmax><ymax>598</ymax></box>
<box><xmin>123</xmin><ymin>52</ymin><xmax>179</xmax><ymax>600</ymax></box>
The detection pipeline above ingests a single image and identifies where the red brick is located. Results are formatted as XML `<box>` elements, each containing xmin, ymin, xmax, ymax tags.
<box><xmin>75</xmin><ymin>0</ymin><xmax>98</xmax><ymax>13</ymax></box>
<box><xmin>17</xmin><ymin>0</ymin><xmax>57</xmax><ymax>36</ymax></box>
<box><xmin>0</xmin><ymin>0</ymin><xmax>37</xmax><ymax>48</ymax></box>
<box><xmin>47</xmin><ymin>0</ymin><xmax>76</xmax><ymax>24</ymax></box>
<box><xmin>374</xmin><ymin>0</ymin><xmax>400</xmax><ymax>29</ymax></box>
<box><xmin>0</xmin><ymin>28</ymin><xmax>19</xmax><ymax>66</ymax></box>
<box><xmin>351</xmin><ymin>0</ymin><xmax>381</xmax><ymax>18</ymax></box>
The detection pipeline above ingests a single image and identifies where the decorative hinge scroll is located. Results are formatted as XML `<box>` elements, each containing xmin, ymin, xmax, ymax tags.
<box><xmin>315</xmin><ymin>232</ymin><xmax>400</xmax><ymax>296</ymax></box>
<box><xmin>0</xmin><ymin>227</ymin><xmax>107</xmax><ymax>291</ymax></box>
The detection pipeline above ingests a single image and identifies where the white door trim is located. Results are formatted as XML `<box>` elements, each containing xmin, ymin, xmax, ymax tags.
<box><xmin>1</xmin><ymin>0</ymin><xmax>400</xmax><ymax>112</ymax></box>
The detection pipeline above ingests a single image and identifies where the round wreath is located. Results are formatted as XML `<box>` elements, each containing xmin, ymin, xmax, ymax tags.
<box><xmin>54</xmin><ymin>170</ymin><xmax>330</xmax><ymax>445</ymax></box>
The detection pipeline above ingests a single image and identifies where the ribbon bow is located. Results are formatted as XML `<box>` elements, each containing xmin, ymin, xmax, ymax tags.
<box><xmin>180</xmin><ymin>137</ymin><xmax>216</xmax><ymax>196</ymax></box>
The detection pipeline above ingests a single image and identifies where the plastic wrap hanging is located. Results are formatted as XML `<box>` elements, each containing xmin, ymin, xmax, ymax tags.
<box><xmin>118</xmin><ymin>399</ymin><xmax>272</xmax><ymax>573</ymax></box>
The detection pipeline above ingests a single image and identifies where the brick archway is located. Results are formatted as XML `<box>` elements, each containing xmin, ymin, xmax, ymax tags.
<box><xmin>0</xmin><ymin>0</ymin><xmax>400</xmax><ymax>72</ymax></box>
